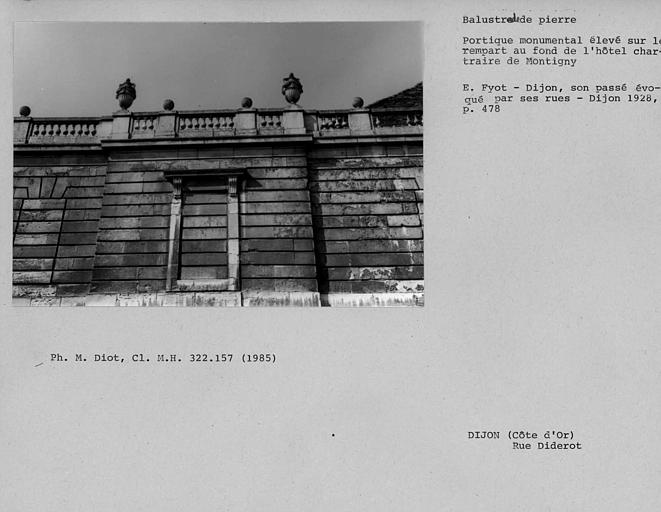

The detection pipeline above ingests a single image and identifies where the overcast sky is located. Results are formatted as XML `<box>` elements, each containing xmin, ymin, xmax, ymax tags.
<box><xmin>13</xmin><ymin>22</ymin><xmax>422</xmax><ymax>117</ymax></box>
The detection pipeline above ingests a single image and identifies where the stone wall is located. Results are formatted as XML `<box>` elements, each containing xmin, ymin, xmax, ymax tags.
<box><xmin>13</xmin><ymin>153</ymin><xmax>107</xmax><ymax>300</ymax></box>
<box><xmin>84</xmin><ymin>145</ymin><xmax>319</xmax><ymax>303</ymax></box>
<box><xmin>309</xmin><ymin>142</ymin><xmax>424</xmax><ymax>306</ymax></box>
<box><xmin>13</xmin><ymin>102</ymin><xmax>423</xmax><ymax>306</ymax></box>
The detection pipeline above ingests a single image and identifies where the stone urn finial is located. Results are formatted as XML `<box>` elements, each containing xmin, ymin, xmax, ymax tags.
<box><xmin>19</xmin><ymin>105</ymin><xmax>31</xmax><ymax>117</ymax></box>
<box><xmin>281</xmin><ymin>73</ymin><xmax>303</xmax><ymax>105</ymax></box>
<box><xmin>115</xmin><ymin>78</ymin><xmax>137</xmax><ymax>111</ymax></box>
<box><xmin>163</xmin><ymin>99</ymin><xmax>175</xmax><ymax>111</ymax></box>
<box><xmin>352</xmin><ymin>97</ymin><xmax>364</xmax><ymax>109</ymax></box>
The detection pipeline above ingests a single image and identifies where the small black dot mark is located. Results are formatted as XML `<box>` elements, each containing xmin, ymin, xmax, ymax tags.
<box><xmin>331</xmin><ymin>433</ymin><xmax>335</xmax><ymax>437</ymax></box>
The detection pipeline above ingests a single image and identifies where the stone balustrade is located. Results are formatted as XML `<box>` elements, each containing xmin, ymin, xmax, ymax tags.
<box><xmin>178</xmin><ymin>110</ymin><xmax>236</xmax><ymax>137</ymax></box>
<box><xmin>372</xmin><ymin>108</ymin><xmax>423</xmax><ymax>128</ymax></box>
<box><xmin>14</xmin><ymin>117</ymin><xmax>109</xmax><ymax>145</ymax></box>
<box><xmin>14</xmin><ymin>106</ymin><xmax>423</xmax><ymax>146</ymax></box>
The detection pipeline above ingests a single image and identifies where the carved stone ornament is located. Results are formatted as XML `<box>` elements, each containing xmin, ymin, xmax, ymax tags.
<box><xmin>228</xmin><ymin>176</ymin><xmax>238</xmax><ymax>197</ymax></box>
<box><xmin>116</xmin><ymin>78</ymin><xmax>137</xmax><ymax>111</ymax></box>
<box><xmin>281</xmin><ymin>73</ymin><xmax>303</xmax><ymax>105</ymax></box>
<box><xmin>172</xmin><ymin>177</ymin><xmax>183</xmax><ymax>200</ymax></box>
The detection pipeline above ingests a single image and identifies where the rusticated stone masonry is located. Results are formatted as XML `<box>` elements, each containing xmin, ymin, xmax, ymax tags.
<box><xmin>13</xmin><ymin>79</ymin><xmax>423</xmax><ymax>306</ymax></box>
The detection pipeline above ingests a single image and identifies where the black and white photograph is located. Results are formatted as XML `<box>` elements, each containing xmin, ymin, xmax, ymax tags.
<box><xmin>4</xmin><ymin>1</ymin><xmax>661</xmax><ymax>511</ymax></box>
<box><xmin>12</xmin><ymin>22</ymin><xmax>423</xmax><ymax>306</ymax></box>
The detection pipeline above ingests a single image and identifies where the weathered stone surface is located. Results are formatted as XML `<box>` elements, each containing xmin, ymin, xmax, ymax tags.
<box><xmin>59</xmin><ymin>233</ymin><xmax>99</xmax><ymax>245</ymax></box>
<box><xmin>102</xmin><ymin>193</ymin><xmax>172</xmax><ymax>206</ymax></box>
<box><xmin>241</xmin><ymin>226</ymin><xmax>313</xmax><ymax>239</ymax></box>
<box><xmin>312</xmin><ymin>203</ymin><xmax>418</xmax><ymax>216</ymax></box>
<box><xmin>323</xmin><ymin>280</ymin><xmax>388</xmax><ymax>293</ymax></box>
<box><xmin>95</xmin><ymin>254</ymin><xmax>169</xmax><ymax>267</ymax></box>
<box><xmin>179</xmin><ymin>267</ymin><xmax>228</xmax><ymax>280</ymax></box>
<box><xmin>18</xmin><ymin>210</ymin><xmax>64</xmax><ymax>221</ymax></box>
<box><xmin>242</xmin><ymin>291</ymin><xmax>320</xmax><ymax>307</ymax></box>
<box><xmin>68</xmin><ymin>198</ymin><xmax>103</xmax><ymax>209</ymax></box>
<box><xmin>15</xmin><ymin>221</ymin><xmax>61</xmax><ymax>233</ymax></box>
<box><xmin>320</xmin><ymin>253</ymin><xmax>423</xmax><ymax>266</ymax></box>
<box><xmin>309</xmin><ymin>168</ymin><xmax>422</xmax><ymax>181</ymax></box>
<box><xmin>92</xmin><ymin>267</ymin><xmax>139</xmax><ymax>280</ymax></box>
<box><xmin>14</xmin><ymin>104</ymin><xmax>423</xmax><ymax>305</ymax></box>
<box><xmin>54</xmin><ymin>258</ymin><xmax>94</xmax><ymax>270</ymax></box>
<box><xmin>90</xmin><ymin>279</ymin><xmax>165</xmax><ymax>294</ymax></box>
<box><xmin>56</xmin><ymin>284</ymin><xmax>91</xmax><ymax>297</ymax></box>
<box><xmin>245</xmin><ymin>178</ymin><xmax>308</xmax><ymax>190</ymax></box>
<box><xmin>105</xmin><ymin>170</ymin><xmax>163</xmax><ymax>183</ymax></box>
<box><xmin>320</xmin><ymin>240</ymin><xmax>423</xmax><ymax>253</ymax></box>
<box><xmin>59</xmin><ymin>296</ymin><xmax>88</xmax><ymax>306</ymax></box>
<box><xmin>242</xmin><ymin>278</ymin><xmax>318</xmax><ymax>292</ymax></box>
<box><xmin>64</xmin><ymin>209</ymin><xmax>102</xmax><ymax>221</ymax></box>
<box><xmin>326</xmin><ymin>266</ymin><xmax>423</xmax><ymax>280</ymax></box>
<box><xmin>247</xmin><ymin>168</ymin><xmax>307</xmax><ymax>179</ymax></box>
<box><xmin>309</xmin><ymin>179</ymin><xmax>418</xmax><ymax>192</ymax></box>
<box><xmin>98</xmin><ymin>217</ymin><xmax>170</xmax><ymax>229</ymax></box>
<box><xmin>64</xmin><ymin>187</ymin><xmax>104</xmax><ymax>198</ymax></box>
<box><xmin>315</xmin><ymin>191</ymin><xmax>416</xmax><ymax>204</ymax></box>
<box><xmin>52</xmin><ymin>270</ymin><xmax>93</xmax><ymax>283</ymax></box>
<box><xmin>180</xmin><ymin>228</ymin><xmax>226</xmax><ymax>240</ymax></box>
<box><xmin>242</xmin><ymin>202</ymin><xmax>311</xmax><ymax>214</ymax></box>
<box><xmin>240</xmin><ymin>239</ymin><xmax>296</xmax><ymax>252</ymax></box>
<box><xmin>240</xmin><ymin>214</ymin><xmax>311</xmax><ymax>226</ymax></box>
<box><xmin>61</xmin><ymin>220</ymin><xmax>99</xmax><ymax>232</ymax></box>
<box><xmin>21</xmin><ymin>199</ymin><xmax>66</xmax><ymax>210</ymax></box>
<box><xmin>181</xmin><ymin>240</ymin><xmax>228</xmax><ymax>253</ymax></box>
<box><xmin>310</xmin><ymin>156</ymin><xmax>422</xmax><ymax>169</ymax></box>
<box><xmin>181</xmin><ymin>216</ymin><xmax>227</xmax><ymax>228</ymax></box>
<box><xmin>105</xmin><ymin>181</ymin><xmax>171</xmax><ymax>194</ymax></box>
<box><xmin>12</xmin><ymin>284</ymin><xmax>57</xmax><ymax>297</ymax></box>
<box><xmin>180</xmin><ymin>253</ymin><xmax>227</xmax><ymax>266</ymax></box>
<box><xmin>242</xmin><ymin>251</ymin><xmax>315</xmax><ymax>265</ymax></box>
<box><xmin>101</xmin><ymin>204</ymin><xmax>171</xmax><ymax>216</ymax></box>
<box><xmin>316</xmin><ymin>227</ymin><xmax>423</xmax><ymax>241</ymax></box>
<box><xmin>386</xmin><ymin>215</ymin><xmax>421</xmax><ymax>227</ymax></box>
<box><xmin>190</xmin><ymin>292</ymin><xmax>241</xmax><ymax>307</ymax></box>
<box><xmin>13</xmin><ymin>246</ymin><xmax>57</xmax><ymax>258</ymax></box>
<box><xmin>14</xmin><ymin>234</ymin><xmax>59</xmax><ymax>245</ymax></box>
<box><xmin>95</xmin><ymin>241</ymin><xmax>168</xmax><ymax>253</ymax></box>
<box><xmin>241</xmin><ymin>265</ymin><xmax>316</xmax><ymax>279</ymax></box>
<box><xmin>13</xmin><ymin>271</ymin><xmax>52</xmax><ymax>285</ymax></box>
<box><xmin>29</xmin><ymin>297</ymin><xmax>62</xmax><ymax>307</ymax></box>
<box><xmin>183</xmin><ymin>203</ymin><xmax>227</xmax><ymax>216</ymax></box>
<box><xmin>97</xmin><ymin>228</ymin><xmax>168</xmax><ymax>241</ymax></box>
<box><xmin>115</xmin><ymin>294</ymin><xmax>160</xmax><ymax>307</ymax></box>
<box><xmin>314</xmin><ymin>215</ymin><xmax>388</xmax><ymax>229</ymax></box>
<box><xmin>321</xmin><ymin>292</ymin><xmax>423</xmax><ymax>307</ymax></box>
<box><xmin>243</xmin><ymin>190</ymin><xmax>310</xmax><ymax>203</ymax></box>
